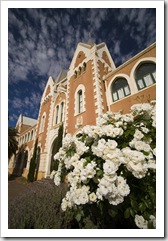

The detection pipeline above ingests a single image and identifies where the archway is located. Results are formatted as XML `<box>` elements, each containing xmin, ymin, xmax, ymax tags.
<box><xmin>12</xmin><ymin>147</ymin><xmax>28</xmax><ymax>176</ymax></box>
<box><xmin>50</xmin><ymin>137</ymin><xmax>59</xmax><ymax>172</ymax></box>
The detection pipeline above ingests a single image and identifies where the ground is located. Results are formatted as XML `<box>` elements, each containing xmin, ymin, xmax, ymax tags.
<box><xmin>8</xmin><ymin>176</ymin><xmax>32</xmax><ymax>202</ymax></box>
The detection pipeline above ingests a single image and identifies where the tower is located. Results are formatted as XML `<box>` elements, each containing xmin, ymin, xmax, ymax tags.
<box><xmin>65</xmin><ymin>42</ymin><xmax>116</xmax><ymax>134</ymax></box>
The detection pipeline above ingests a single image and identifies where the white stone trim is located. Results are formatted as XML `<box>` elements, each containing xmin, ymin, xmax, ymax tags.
<box><xmin>39</xmin><ymin>112</ymin><xmax>46</xmax><ymax>133</ymax></box>
<box><xmin>53</xmin><ymin>100</ymin><xmax>66</xmax><ymax>126</ymax></box>
<box><xmin>92</xmin><ymin>55</ymin><xmax>104</xmax><ymax>116</ymax></box>
<box><xmin>45</xmin><ymin>129</ymin><xmax>59</xmax><ymax>177</ymax></box>
<box><xmin>97</xmin><ymin>43</ymin><xmax>116</xmax><ymax>70</ymax></box>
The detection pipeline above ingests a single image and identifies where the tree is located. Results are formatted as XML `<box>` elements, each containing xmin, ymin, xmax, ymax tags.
<box><xmin>27</xmin><ymin>139</ymin><xmax>38</xmax><ymax>182</ymax></box>
<box><xmin>50</xmin><ymin>123</ymin><xmax>64</xmax><ymax>172</ymax></box>
<box><xmin>8</xmin><ymin>126</ymin><xmax>19</xmax><ymax>160</ymax></box>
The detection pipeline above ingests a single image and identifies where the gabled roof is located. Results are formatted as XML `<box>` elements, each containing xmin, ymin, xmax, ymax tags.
<box><xmin>22</xmin><ymin>116</ymin><xmax>37</xmax><ymax>126</ymax></box>
<box><xmin>55</xmin><ymin>69</ymin><xmax>67</xmax><ymax>83</ymax></box>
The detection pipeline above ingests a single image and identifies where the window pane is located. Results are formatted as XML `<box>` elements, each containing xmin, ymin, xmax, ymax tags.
<box><xmin>79</xmin><ymin>91</ymin><xmax>83</xmax><ymax>113</ymax></box>
<box><xmin>137</xmin><ymin>79</ymin><xmax>144</xmax><ymax>89</ymax></box>
<box><xmin>152</xmin><ymin>71</ymin><xmax>156</xmax><ymax>81</ymax></box>
<box><xmin>113</xmin><ymin>92</ymin><xmax>118</xmax><ymax>101</ymax></box>
<box><xmin>56</xmin><ymin>106</ymin><xmax>59</xmax><ymax>124</ymax></box>
<box><xmin>144</xmin><ymin>74</ymin><xmax>154</xmax><ymax>86</ymax></box>
<box><xmin>60</xmin><ymin>102</ymin><xmax>64</xmax><ymax>122</ymax></box>
<box><xmin>124</xmin><ymin>86</ymin><xmax>130</xmax><ymax>95</ymax></box>
<box><xmin>118</xmin><ymin>88</ymin><xmax>124</xmax><ymax>99</ymax></box>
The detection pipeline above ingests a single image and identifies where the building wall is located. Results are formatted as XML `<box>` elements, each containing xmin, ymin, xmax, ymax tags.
<box><xmin>66</xmin><ymin>59</ymin><xmax>97</xmax><ymax>134</ymax></box>
<box><xmin>9</xmin><ymin>42</ymin><xmax>156</xmax><ymax>180</ymax></box>
<box><xmin>105</xmin><ymin>43</ymin><xmax>156</xmax><ymax>113</ymax></box>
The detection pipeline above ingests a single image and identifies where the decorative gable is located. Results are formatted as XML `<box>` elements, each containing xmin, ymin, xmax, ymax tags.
<box><xmin>74</xmin><ymin>51</ymin><xmax>86</xmax><ymax>68</ymax></box>
<box><xmin>45</xmin><ymin>85</ymin><xmax>51</xmax><ymax>97</ymax></box>
<box><xmin>102</xmin><ymin>51</ymin><xmax>112</xmax><ymax>67</ymax></box>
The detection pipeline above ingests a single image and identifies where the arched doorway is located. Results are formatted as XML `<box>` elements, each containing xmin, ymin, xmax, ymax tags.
<box><xmin>49</xmin><ymin>124</ymin><xmax>63</xmax><ymax>173</ymax></box>
<box><xmin>50</xmin><ymin>137</ymin><xmax>59</xmax><ymax>173</ymax></box>
<box><xmin>12</xmin><ymin>147</ymin><xmax>28</xmax><ymax>176</ymax></box>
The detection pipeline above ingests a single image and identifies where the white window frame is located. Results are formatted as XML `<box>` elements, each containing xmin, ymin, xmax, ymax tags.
<box><xmin>74</xmin><ymin>84</ymin><xmax>86</xmax><ymax>116</ymax></box>
<box><xmin>55</xmin><ymin>105</ymin><xmax>59</xmax><ymax>124</ymax></box>
<box><xmin>40</xmin><ymin>112</ymin><xmax>46</xmax><ymax>133</ymax></box>
<box><xmin>111</xmin><ymin>78</ymin><xmax>131</xmax><ymax>102</ymax></box>
<box><xmin>60</xmin><ymin>101</ymin><xmax>65</xmax><ymax>123</ymax></box>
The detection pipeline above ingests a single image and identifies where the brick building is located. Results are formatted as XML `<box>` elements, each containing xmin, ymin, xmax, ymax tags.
<box><xmin>8</xmin><ymin>41</ymin><xmax>156</xmax><ymax>180</ymax></box>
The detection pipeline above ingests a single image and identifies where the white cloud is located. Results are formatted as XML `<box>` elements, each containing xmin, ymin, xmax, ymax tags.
<box><xmin>113</xmin><ymin>40</ymin><xmax>121</xmax><ymax>55</ymax></box>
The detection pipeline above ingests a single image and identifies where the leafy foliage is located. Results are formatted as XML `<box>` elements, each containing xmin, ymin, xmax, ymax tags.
<box><xmin>8</xmin><ymin>127</ymin><xmax>19</xmax><ymax>159</ymax></box>
<box><xmin>27</xmin><ymin>139</ymin><xmax>38</xmax><ymax>182</ymax></box>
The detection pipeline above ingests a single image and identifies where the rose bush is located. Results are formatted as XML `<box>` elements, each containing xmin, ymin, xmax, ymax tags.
<box><xmin>51</xmin><ymin>101</ymin><xmax>156</xmax><ymax>229</ymax></box>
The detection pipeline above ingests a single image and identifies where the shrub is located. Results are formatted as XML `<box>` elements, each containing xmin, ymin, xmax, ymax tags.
<box><xmin>51</xmin><ymin>101</ymin><xmax>156</xmax><ymax>229</ymax></box>
<box><xmin>8</xmin><ymin>179</ymin><xmax>69</xmax><ymax>229</ymax></box>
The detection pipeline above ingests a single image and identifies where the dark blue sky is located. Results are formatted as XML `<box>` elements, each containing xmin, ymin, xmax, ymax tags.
<box><xmin>8</xmin><ymin>8</ymin><xmax>156</xmax><ymax>127</ymax></box>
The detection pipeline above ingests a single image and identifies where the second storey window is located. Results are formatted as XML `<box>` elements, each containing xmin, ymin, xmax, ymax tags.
<box><xmin>40</xmin><ymin>113</ymin><xmax>46</xmax><ymax>133</ymax></box>
<box><xmin>83</xmin><ymin>62</ymin><xmax>86</xmax><ymax>72</ymax></box>
<box><xmin>55</xmin><ymin>105</ymin><xmax>59</xmax><ymax>124</ymax></box>
<box><xmin>135</xmin><ymin>62</ymin><xmax>156</xmax><ymax>90</ymax></box>
<box><xmin>78</xmin><ymin>90</ymin><xmax>83</xmax><ymax>113</ymax></box>
<box><xmin>111</xmin><ymin>78</ymin><xmax>131</xmax><ymax>102</ymax></box>
<box><xmin>60</xmin><ymin>102</ymin><xmax>64</xmax><ymax>122</ymax></box>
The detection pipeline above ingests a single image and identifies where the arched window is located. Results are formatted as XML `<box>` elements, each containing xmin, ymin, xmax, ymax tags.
<box><xmin>79</xmin><ymin>66</ymin><xmax>82</xmax><ymax>75</ymax></box>
<box><xmin>83</xmin><ymin>62</ymin><xmax>86</xmax><ymax>72</ymax></box>
<box><xmin>78</xmin><ymin>90</ymin><xmax>83</xmax><ymax>113</ymax></box>
<box><xmin>135</xmin><ymin>62</ymin><xmax>156</xmax><ymax>90</ymax></box>
<box><xmin>25</xmin><ymin>134</ymin><xmax>28</xmax><ymax>143</ymax></box>
<box><xmin>31</xmin><ymin>130</ymin><xmax>34</xmax><ymax>140</ymax></box>
<box><xmin>60</xmin><ymin>102</ymin><xmax>64</xmax><ymax>122</ymax></box>
<box><xmin>28</xmin><ymin>132</ymin><xmax>30</xmax><ymax>142</ymax></box>
<box><xmin>111</xmin><ymin>78</ymin><xmax>131</xmax><ymax>102</ymax></box>
<box><xmin>74</xmin><ymin>84</ymin><xmax>85</xmax><ymax>116</ymax></box>
<box><xmin>40</xmin><ymin>113</ymin><xmax>46</xmax><ymax>133</ymax></box>
<box><xmin>74</xmin><ymin>71</ymin><xmax>77</xmax><ymax>79</ymax></box>
<box><xmin>55</xmin><ymin>105</ymin><xmax>59</xmax><ymax>124</ymax></box>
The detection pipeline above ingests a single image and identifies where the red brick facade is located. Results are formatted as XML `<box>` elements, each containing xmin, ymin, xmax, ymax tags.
<box><xmin>9</xmin><ymin>42</ymin><xmax>156</xmax><ymax>180</ymax></box>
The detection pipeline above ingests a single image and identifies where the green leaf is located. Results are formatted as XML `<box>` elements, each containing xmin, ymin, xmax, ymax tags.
<box><xmin>139</xmin><ymin>202</ymin><xmax>146</xmax><ymax>212</ymax></box>
<box><xmin>130</xmin><ymin>208</ymin><xmax>135</xmax><ymax>217</ymax></box>
<box><xmin>143</xmin><ymin>199</ymin><xmax>150</xmax><ymax>209</ymax></box>
<box><xmin>131</xmin><ymin>199</ymin><xmax>138</xmax><ymax>210</ymax></box>
<box><xmin>143</xmin><ymin>211</ymin><xmax>150</xmax><ymax>220</ymax></box>
<box><xmin>124</xmin><ymin>208</ymin><xmax>130</xmax><ymax>219</ymax></box>
<box><xmin>75</xmin><ymin>213</ymin><xmax>81</xmax><ymax>222</ymax></box>
<box><xmin>109</xmin><ymin>209</ymin><xmax>118</xmax><ymax>218</ymax></box>
<box><xmin>97</xmin><ymin>170</ymin><xmax>103</xmax><ymax>177</ymax></box>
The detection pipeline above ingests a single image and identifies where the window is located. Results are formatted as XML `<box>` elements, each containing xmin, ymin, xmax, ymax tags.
<box><xmin>28</xmin><ymin>133</ymin><xmax>30</xmax><ymax>142</ymax></box>
<box><xmin>40</xmin><ymin>113</ymin><xmax>46</xmax><ymax>133</ymax></box>
<box><xmin>74</xmin><ymin>71</ymin><xmax>77</xmax><ymax>79</ymax></box>
<box><xmin>55</xmin><ymin>105</ymin><xmax>59</xmax><ymax>124</ymax></box>
<box><xmin>60</xmin><ymin>102</ymin><xmax>64</xmax><ymax>122</ymax></box>
<box><xmin>78</xmin><ymin>90</ymin><xmax>83</xmax><ymax>113</ymax></box>
<box><xmin>111</xmin><ymin>78</ymin><xmax>131</xmax><ymax>102</ymax></box>
<box><xmin>79</xmin><ymin>67</ymin><xmax>82</xmax><ymax>75</ymax></box>
<box><xmin>74</xmin><ymin>84</ymin><xmax>85</xmax><ymax>116</ymax></box>
<box><xmin>31</xmin><ymin>130</ymin><xmax>34</xmax><ymax>140</ymax></box>
<box><xmin>83</xmin><ymin>62</ymin><xmax>86</xmax><ymax>72</ymax></box>
<box><xmin>135</xmin><ymin>62</ymin><xmax>156</xmax><ymax>90</ymax></box>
